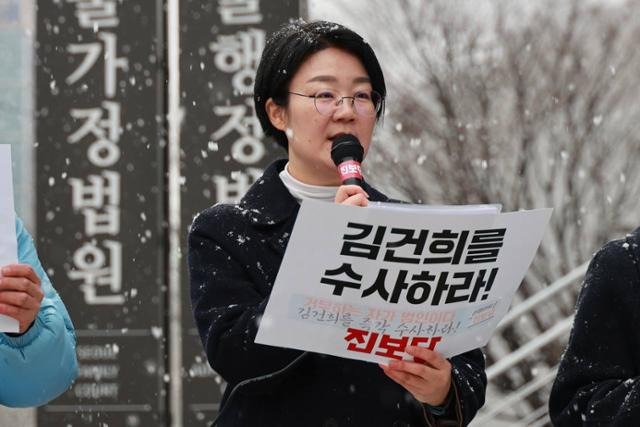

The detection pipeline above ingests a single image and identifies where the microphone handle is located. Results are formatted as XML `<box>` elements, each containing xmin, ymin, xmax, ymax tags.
<box><xmin>342</xmin><ymin>176</ymin><xmax>363</xmax><ymax>186</ymax></box>
<box><xmin>337</xmin><ymin>156</ymin><xmax>364</xmax><ymax>187</ymax></box>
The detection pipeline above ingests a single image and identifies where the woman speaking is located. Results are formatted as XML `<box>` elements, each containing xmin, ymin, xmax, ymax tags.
<box><xmin>189</xmin><ymin>20</ymin><xmax>486</xmax><ymax>426</ymax></box>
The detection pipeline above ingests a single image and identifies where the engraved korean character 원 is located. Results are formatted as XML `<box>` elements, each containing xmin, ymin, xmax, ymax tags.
<box><xmin>68</xmin><ymin>240</ymin><xmax>124</xmax><ymax>305</ymax></box>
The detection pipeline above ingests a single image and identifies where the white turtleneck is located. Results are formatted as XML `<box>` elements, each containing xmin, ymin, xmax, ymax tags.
<box><xmin>279</xmin><ymin>162</ymin><xmax>339</xmax><ymax>203</ymax></box>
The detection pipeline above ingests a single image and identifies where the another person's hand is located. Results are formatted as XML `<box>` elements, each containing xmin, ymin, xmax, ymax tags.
<box><xmin>335</xmin><ymin>184</ymin><xmax>369</xmax><ymax>207</ymax></box>
<box><xmin>380</xmin><ymin>346</ymin><xmax>453</xmax><ymax>406</ymax></box>
<box><xmin>0</xmin><ymin>264</ymin><xmax>44</xmax><ymax>334</ymax></box>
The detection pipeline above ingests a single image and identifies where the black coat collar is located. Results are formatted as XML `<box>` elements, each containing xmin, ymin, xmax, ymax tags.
<box><xmin>239</xmin><ymin>159</ymin><xmax>391</xmax><ymax>228</ymax></box>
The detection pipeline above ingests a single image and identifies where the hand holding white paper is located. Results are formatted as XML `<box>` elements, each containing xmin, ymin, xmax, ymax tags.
<box><xmin>0</xmin><ymin>145</ymin><xmax>20</xmax><ymax>333</ymax></box>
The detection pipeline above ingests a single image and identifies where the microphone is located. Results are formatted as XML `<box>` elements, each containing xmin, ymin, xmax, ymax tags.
<box><xmin>331</xmin><ymin>134</ymin><xmax>364</xmax><ymax>187</ymax></box>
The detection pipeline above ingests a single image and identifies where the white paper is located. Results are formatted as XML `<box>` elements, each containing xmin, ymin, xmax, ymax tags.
<box><xmin>256</xmin><ymin>199</ymin><xmax>551</xmax><ymax>364</ymax></box>
<box><xmin>0</xmin><ymin>145</ymin><xmax>20</xmax><ymax>332</ymax></box>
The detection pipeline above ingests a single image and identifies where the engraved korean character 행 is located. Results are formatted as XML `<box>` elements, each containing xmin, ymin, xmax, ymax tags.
<box><xmin>210</xmin><ymin>29</ymin><xmax>265</xmax><ymax>93</ymax></box>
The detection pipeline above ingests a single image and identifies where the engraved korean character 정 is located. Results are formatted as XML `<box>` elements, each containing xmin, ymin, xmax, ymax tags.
<box><xmin>68</xmin><ymin>101</ymin><xmax>121</xmax><ymax>167</ymax></box>
<box><xmin>212</xmin><ymin>98</ymin><xmax>265</xmax><ymax>165</ymax></box>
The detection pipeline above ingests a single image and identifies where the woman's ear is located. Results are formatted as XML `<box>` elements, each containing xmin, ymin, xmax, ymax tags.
<box><xmin>265</xmin><ymin>98</ymin><xmax>287</xmax><ymax>131</ymax></box>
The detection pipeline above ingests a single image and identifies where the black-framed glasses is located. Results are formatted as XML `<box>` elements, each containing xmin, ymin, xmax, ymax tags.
<box><xmin>288</xmin><ymin>89</ymin><xmax>383</xmax><ymax>117</ymax></box>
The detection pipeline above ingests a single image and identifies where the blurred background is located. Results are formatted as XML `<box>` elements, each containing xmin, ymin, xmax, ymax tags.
<box><xmin>1</xmin><ymin>0</ymin><xmax>639</xmax><ymax>425</ymax></box>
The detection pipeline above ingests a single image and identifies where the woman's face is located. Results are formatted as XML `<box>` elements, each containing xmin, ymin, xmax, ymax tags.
<box><xmin>266</xmin><ymin>47</ymin><xmax>377</xmax><ymax>186</ymax></box>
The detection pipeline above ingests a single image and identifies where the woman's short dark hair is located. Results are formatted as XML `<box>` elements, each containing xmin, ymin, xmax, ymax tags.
<box><xmin>254</xmin><ymin>19</ymin><xmax>386</xmax><ymax>150</ymax></box>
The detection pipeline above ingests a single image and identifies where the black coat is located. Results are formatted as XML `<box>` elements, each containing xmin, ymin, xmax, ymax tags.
<box><xmin>189</xmin><ymin>160</ymin><xmax>486</xmax><ymax>427</ymax></box>
<box><xmin>549</xmin><ymin>227</ymin><xmax>640</xmax><ymax>426</ymax></box>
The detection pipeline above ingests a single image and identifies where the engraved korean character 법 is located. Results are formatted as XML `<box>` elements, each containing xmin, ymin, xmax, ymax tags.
<box><xmin>68</xmin><ymin>240</ymin><xmax>124</xmax><ymax>305</ymax></box>
<box><xmin>68</xmin><ymin>101</ymin><xmax>121</xmax><ymax>167</ymax></box>
<box><xmin>423</xmin><ymin>229</ymin><xmax>469</xmax><ymax>265</ymax></box>
<box><xmin>344</xmin><ymin>327</ymin><xmax>378</xmax><ymax>354</ymax></box>
<box><xmin>320</xmin><ymin>263</ymin><xmax>363</xmax><ymax>296</ymax></box>
<box><xmin>66</xmin><ymin>33</ymin><xmax>128</xmax><ymax>98</ymax></box>
<box><xmin>69</xmin><ymin>171</ymin><xmax>120</xmax><ymax>236</ymax></box>
<box><xmin>465</xmin><ymin>228</ymin><xmax>506</xmax><ymax>264</ymax></box>
<box><xmin>383</xmin><ymin>228</ymin><xmax>429</xmax><ymax>264</ymax></box>
<box><xmin>341</xmin><ymin>222</ymin><xmax>387</xmax><ymax>260</ymax></box>
<box><xmin>67</xmin><ymin>0</ymin><xmax>119</xmax><ymax>29</ymax></box>
<box><xmin>210</xmin><ymin>28</ymin><xmax>265</xmax><ymax>93</ymax></box>
<box><xmin>217</xmin><ymin>0</ymin><xmax>262</xmax><ymax>25</ymax></box>
<box><xmin>213</xmin><ymin>168</ymin><xmax>262</xmax><ymax>203</ymax></box>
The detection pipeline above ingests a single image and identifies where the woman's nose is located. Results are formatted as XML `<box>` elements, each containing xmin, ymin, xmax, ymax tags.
<box><xmin>332</xmin><ymin>98</ymin><xmax>357</xmax><ymax>120</ymax></box>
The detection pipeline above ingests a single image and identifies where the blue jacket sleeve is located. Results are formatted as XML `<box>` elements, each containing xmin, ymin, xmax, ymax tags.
<box><xmin>0</xmin><ymin>217</ymin><xmax>78</xmax><ymax>407</ymax></box>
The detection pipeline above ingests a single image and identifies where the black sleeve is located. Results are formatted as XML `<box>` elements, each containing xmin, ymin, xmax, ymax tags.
<box><xmin>549</xmin><ymin>240</ymin><xmax>640</xmax><ymax>426</ymax></box>
<box><xmin>450</xmin><ymin>348</ymin><xmax>487</xmax><ymax>426</ymax></box>
<box><xmin>420</xmin><ymin>348</ymin><xmax>486</xmax><ymax>427</ymax></box>
<box><xmin>188</xmin><ymin>209</ymin><xmax>302</xmax><ymax>386</ymax></box>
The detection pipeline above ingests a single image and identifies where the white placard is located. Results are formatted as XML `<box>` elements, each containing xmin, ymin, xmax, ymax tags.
<box><xmin>256</xmin><ymin>199</ymin><xmax>552</xmax><ymax>364</ymax></box>
<box><xmin>0</xmin><ymin>145</ymin><xmax>20</xmax><ymax>332</ymax></box>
